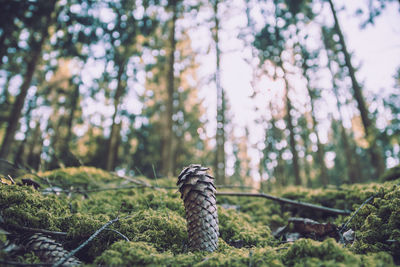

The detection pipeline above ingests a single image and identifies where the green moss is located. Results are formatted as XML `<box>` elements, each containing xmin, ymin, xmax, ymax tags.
<box><xmin>218</xmin><ymin>208</ymin><xmax>273</xmax><ymax>247</ymax></box>
<box><xmin>0</xmin><ymin>185</ymin><xmax>70</xmax><ymax>230</ymax></box>
<box><xmin>40</xmin><ymin>166</ymin><xmax>116</xmax><ymax>189</ymax></box>
<box><xmin>282</xmin><ymin>238</ymin><xmax>394</xmax><ymax>267</ymax></box>
<box><xmin>349</xmin><ymin>185</ymin><xmax>400</xmax><ymax>260</ymax></box>
<box><xmin>118</xmin><ymin>209</ymin><xmax>187</xmax><ymax>253</ymax></box>
<box><xmin>2</xmin><ymin>167</ymin><xmax>399</xmax><ymax>265</ymax></box>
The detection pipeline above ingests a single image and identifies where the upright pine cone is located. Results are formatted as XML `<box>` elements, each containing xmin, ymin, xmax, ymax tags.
<box><xmin>23</xmin><ymin>233</ymin><xmax>81</xmax><ymax>266</ymax></box>
<box><xmin>177</xmin><ymin>164</ymin><xmax>219</xmax><ymax>252</ymax></box>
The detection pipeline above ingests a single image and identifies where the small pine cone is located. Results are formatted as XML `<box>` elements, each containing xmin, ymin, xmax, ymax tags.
<box><xmin>23</xmin><ymin>233</ymin><xmax>81</xmax><ymax>266</ymax></box>
<box><xmin>177</xmin><ymin>164</ymin><xmax>219</xmax><ymax>252</ymax></box>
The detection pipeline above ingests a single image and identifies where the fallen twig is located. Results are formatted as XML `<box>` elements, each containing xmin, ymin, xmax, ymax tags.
<box><xmin>7</xmin><ymin>225</ymin><xmax>67</xmax><ymax>237</ymax></box>
<box><xmin>216</xmin><ymin>192</ymin><xmax>352</xmax><ymax>216</ymax></box>
<box><xmin>105</xmin><ymin>228</ymin><xmax>130</xmax><ymax>242</ymax></box>
<box><xmin>111</xmin><ymin>172</ymin><xmax>152</xmax><ymax>187</ymax></box>
<box><xmin>339</xmin><ymin>193</ymin><xmax>377</xmax><ymax>233</ymax></box>
<box><xmin>0</xmin><ymin>260</ymin><xmax>52</xmax><ymax>266</ymax></box>
<box><xmin>52</xmin><ymin>216</ymin><xmax>120</xmax><ymax>267</ymax></box>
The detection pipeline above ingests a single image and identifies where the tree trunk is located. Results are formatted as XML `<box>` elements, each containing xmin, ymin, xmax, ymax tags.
<box><xmin>106</xmin><ymin>63</ymin><xmax>126</xmax><ymax>171</ymax></box>
<box><xmin>0</xmin><ymin>74</ymin><xmax>13</xmax><ymax>123</ymax></box>
<box><xmin>162</xmin><ymin>1</ymin><xmax>178</xmax><ymax>177</ymax></box>
<box><xmin>65</xmin><ymin>83</ymin><xmax>80</xmax><ymax>145</ymax></box>
<box><xmin>282</xmin><ymin>72</ymin><xmax>301</xmax><ymax>186</ymax></box>
<box><xmin>27</xmin><ymin>122</ymin><xmax>42</xmax><ymax>170</ymax></box>
<box><xmin>14</xmin><ymin>96</ymin><xmax>36</xmax><ymax>166</ymax></box>
<box><xmin>304</xmin><ymin>80</ymin><xmax>329</xmax><ymax>186</ymax></box>
<box><xmin>327</xmin><ymin>57</ymin><xmax>360</xmax><ymax>183</ymax></box>
<box><xmin>0</xmin><ymin>26</ymin><xmax>11</xmax><ymax>70</ymax></box>
<box><xmin>0</xmin><ymin>1</ymin><xmax>56</xmax><ymax>159</ymax></box>
<box><xmin>327</xmin><ymin>0</ymin><xmax>385</xmax><ymax>178</ymax></box>
<box><xmin>213</xmin><ymin>0</ymin><xmax>226</xmax><ymax>185</ymax></box>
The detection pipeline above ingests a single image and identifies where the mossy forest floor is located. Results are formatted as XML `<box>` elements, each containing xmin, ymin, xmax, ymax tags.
<box><xmin>1</xmin><ymin>165</ymin><xmax>400</xmax><ymax>266</ymax></box>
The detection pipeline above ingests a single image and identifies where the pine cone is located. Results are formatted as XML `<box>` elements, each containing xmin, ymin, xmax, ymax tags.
<box><xmin>23</xmin><ymin>233</ymin><xmax>81</xmax><ymax>266</ymax></box>
<box><xmin>177</xmin><ymin>164</ymin><xmax>219</xmax><ymax>252</ymax></box>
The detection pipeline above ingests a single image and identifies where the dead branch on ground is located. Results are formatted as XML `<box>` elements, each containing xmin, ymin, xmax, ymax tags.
<box><xmin>216</xmin><ymin>192</ymin><xmax>352</xmax><ymax>216</ymax></box>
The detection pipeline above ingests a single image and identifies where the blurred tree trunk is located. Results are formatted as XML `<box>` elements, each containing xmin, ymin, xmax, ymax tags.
<box><xmin>269</xmin><ymin>103</ymin><xmax>286</xmax><ymax>187</ymax></box>
<box><xmin>27</xmin><ymin>122</ymin><xmax>42</xmax><ymax>170</ymax></box>
<box><xmin>106</xmin><ymin>62</ymin><xmax>126</xmax><ymax>171</ymax></box>
<box><xmin>0</xmin><ymin>0</ymin><xmax>56</xmax><ymax>160</ymax></box>
<box><xmin>327</xmin><ymin>59</ymin><xmax>361</xmax><ymax>183</ymax></box>
<box><xmin>304</xmin><ymin>80</ymin><xmax>329</xmax><ymax>186</ymax></box>
<box><xmin>14</xmin><ymin>96</ymin><xmax>36</xmax><ymax>166</ymax></box>
<box><xmin>0</xmin><ymin>74</ymin><xmax>12</xmax><ymax>123</ymax></box>
<box><xmin>282</xmin><ymin>72</ymin><xmax>301</xmax><ymax>186</ymax></box>
<box><xmin>328</xmin><ymin>0</ymin><xmax>385</xmax><ymax>178</ymax></box>
<box><xmin>0</xmin><ymin>26</ymin><xmax>11</xmax><ymax>69</ymax></box>
<box><xmin>213</xmin><ymin>0</ymin><xmax>226</xmax><ymax>184</ymax></box>
<box><xmin>162</xmin><ymin>0</ymin><xmax>178</xmax><ymax>177</ymax></box>
<box><xmin>58</xmin><ymin>81</ymin><xmax>80</xmax><ymax>165</ymax></box>
<box><xmin>64</xmin><ymin>83</ymin><xmax>79</xmax><ymax>150</ymax></box>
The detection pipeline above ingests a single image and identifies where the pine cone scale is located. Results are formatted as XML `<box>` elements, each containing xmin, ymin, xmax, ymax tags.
<box><xmin>23</xmin><ymin>233</ymin><xmax>81</xmax><ymax>266</ymax></box>
<box><xmin>178</xmin><ymin>164</ymin><xmax>219</xmax><ymax>252</ymax></box>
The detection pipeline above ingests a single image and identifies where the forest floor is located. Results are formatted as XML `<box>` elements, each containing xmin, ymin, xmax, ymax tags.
<box><xmin>0</xmin><ymin>165</ymin><xmax>399</xmax><ymax>266</ymax></box>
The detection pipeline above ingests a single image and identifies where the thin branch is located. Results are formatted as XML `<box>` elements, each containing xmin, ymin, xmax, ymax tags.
<box><xmin>52</xmin><ymin>216</ymin><xmax>120</xmax><ymax>267</ymax></box>
<box><xmin>111</xmin><ymin>172</ymin><xmax>151</xmax><ymax>187</ymax></box>
<box><xmin>105</xmin><ymin>228</ymin><xmax>130</xmax><ymax>242</ymax></box>
<box><xmin>6</xmin><ymin>225</ymin><xmax>67</xmax><ymax>237</ymax></box>
<box><xmin>0</xmin><ymin>260</ymin><xmax>52</xmax><ymax>266</ymax></box>
<box><xmin>339</xmin><ymin>193</ymin><xmax>377</xmax><ymax>233</ymax></box>
<box><xmin>215</xmin><ymin>185</ymin><xmax>254</xmax><ymax>190</ymax></box>
<box><xmin>216</xmin><ymin>192</ymin><xmax>352</xmax><ymax>216</ymax></box>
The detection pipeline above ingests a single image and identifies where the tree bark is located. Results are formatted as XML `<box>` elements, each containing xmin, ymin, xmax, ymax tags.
<box><xmin>162</xmin><ymin>1</ymin><xmax>178</xmax><ymax>177</ymax></box>
<box><xmin>327</xmin><ymin>56</ymin><xmax>360</xmax><ymax>183</ymax></box>
<box><xmin>327</xmin><ymin>0</ymin><xmax>385</xmax><ymax>178</ymax></box>
<box><xmin>65</xmin><ymin>83</ymin><xmax>80</xmax><ymax>146</ymax></box>
<box><xmin>303</xmin><ymin>78</ymin><xmax>329</xmax><ymax>186</ymax></box>
<box><xmin>213</xmin><ymin>0</ymin><xmax>226</xmax><ymax>185</ymax></box>
<box><xmin>106</xmin><ymin>63</ymin><xmax>126</xmax><ymax>171</ymax></box>
<box><xmin>282</xmin><ymin>72</ymin><xmax>301</xmax><ymax>186</ymax></box>
<box><xmin>27</xmin><ymin>122</ymin><xmax>42</xmax><ymax>170</ymax></box>
<box><xmin>0</xmin><ymin>1</ymin><xmax>56</xmax><ymax>159</ymax></box>
<box><xmin>0</xmin><ymin>26</ymin><xmax>11</xmax><ymax>70</ymax></box>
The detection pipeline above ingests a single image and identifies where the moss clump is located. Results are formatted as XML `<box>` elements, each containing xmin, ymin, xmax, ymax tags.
<box><xmin>118</xmin><ymin>209</ymin><xmax>187</xmax><ymax>253</ymax></box>
<box><xmin>40</xmin><ymin>166</ymin><xmax>116</xmax><ymax>189</ymax></box>
<box><xmin>218</xmin><ymin>208</ymin><xmax>273</xmax><ymax>247</ymax></box>
<box><xmin>282</xmin><ymin>238</ymin><xmax>394</xmax><ymax>267</ymax></box>
<box><xmin>0</xmin><ymin>185</ymin><xmax>70</xmax><ymax>230</ymax></box>
<box><xmin>349</xmin><ymin>185</ymin><xmax>400</xmax><ymax>261</ymax></box>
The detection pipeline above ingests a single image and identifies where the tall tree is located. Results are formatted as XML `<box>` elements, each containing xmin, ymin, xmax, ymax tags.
<box><xmin>327</xmin><ymin>0</ymin><xmax>385</xmax><ymax>177</ymax></box>
<box><xmin>254</xmin><ymin>2</ymin><xmax>303</xmax><ymax>185</ymax></box>
<box><xmin>298</xmin><ymin>46</ymin><xmax>329</xmax><ymax>186</ymax></box>
<box><xmin>162</xmin><ymin>0</ymin><xmax>179</xmax><ymax>177</ymax></box>
<box><xmin>322</xmin><ymin>27</ymin><xmax>361</xmax><ymax>183</ymax></box>
<box><xmin>212</xmin><ymin>0</ymin><xmax>226</xmax><ymax>184</ymax></box>
<box><xmin>102</xmin><ymin>0</ymin><xmax>157</xmax><ymax>171</ymax></box>
<box><xmin>0</xmin><ymin>1</ymin><xmax>57</xmax><ymax>160</ymax></box>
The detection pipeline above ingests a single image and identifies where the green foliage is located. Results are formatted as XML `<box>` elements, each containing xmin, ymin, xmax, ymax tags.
<box><xmin>1</xmin><ymin>167</ymin><xmax>399</xmax><ymax>265</ymax></box>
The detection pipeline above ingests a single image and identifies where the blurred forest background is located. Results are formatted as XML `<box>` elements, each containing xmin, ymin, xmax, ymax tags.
<box><xmin>0</xmin><ymin>0</ymin><xmax>399</xmax><ymax>189</ymax></box>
